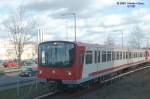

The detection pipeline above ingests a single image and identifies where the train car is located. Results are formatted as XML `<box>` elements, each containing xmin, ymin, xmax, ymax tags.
<box><xmin>38</xmin><ymin>41</ymin><xmax>150</xmax><ymax>88</ymax></box>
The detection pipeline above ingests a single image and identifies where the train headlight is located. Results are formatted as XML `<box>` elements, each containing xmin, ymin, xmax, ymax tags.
<box><xmin>65</xmin><ymin>71</ymin><xmax>72</xmax><ymax>76</ymax></box>
<box><xmin>39</xmin><ymin>70</ymin><xmax>42</xmax><ymax>74</ymax></box>
<box><xmin>52</xmin><ymin>70</ymin><xmax>56</xmax><ymax>74</ymax></box>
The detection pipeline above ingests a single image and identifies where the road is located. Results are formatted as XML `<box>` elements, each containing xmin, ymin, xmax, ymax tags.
<box><xmin>0</xmin><ymin>65</ymin><xmax>6</xmax><ymax>71</ymax></box>
<box><xmin>0</xmin><ymin>65</ymin><xmax>43</xmax><ymax>91</ymax></box>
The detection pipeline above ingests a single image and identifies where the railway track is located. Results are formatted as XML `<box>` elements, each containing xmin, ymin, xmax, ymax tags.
<box><xmin>33</xmin><ymin>62</ymin><xmax>150</xmax><ymax>99</ymax></box>
<box><xmin>33</xmin><ymin>91</ymin><xmax>58</xmax><ymax>99</ymax></box>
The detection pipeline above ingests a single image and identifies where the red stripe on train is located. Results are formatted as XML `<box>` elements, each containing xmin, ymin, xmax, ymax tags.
<box><xmin>89</xmin><ymin>60</ymin><xmax>145</xmax><ymax>76</ymax></box>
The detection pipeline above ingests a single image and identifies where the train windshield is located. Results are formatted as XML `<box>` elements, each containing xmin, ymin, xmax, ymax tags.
<box><xmin>39</xmin><ymin>42</ymin><xmax>75</xmax><ymax>67</ymax></box>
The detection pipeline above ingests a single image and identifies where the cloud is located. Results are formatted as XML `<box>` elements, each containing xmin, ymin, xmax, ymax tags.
<box><xmin>0</xmin><ymin>14</ymin><xmax>10</xmax><ymax>39</ymax></box>
<box><xmin>0</xmin><ymin>0</ymin><xmax>149</xmax><ymax>48</ymax></box>
<box><xmin>103</xmin><ymin>14</ymin><xmax>125</xmax><ymax>26</ymax></box>
<box><xmin>23</xmin><ymin>0</ymin><xmax>118</xmax><ymax>19</ymax></box>
<box><xmin>24</xmin><ymin>0</ymin><xmax>91</xmax><ymax>14</ymax></box>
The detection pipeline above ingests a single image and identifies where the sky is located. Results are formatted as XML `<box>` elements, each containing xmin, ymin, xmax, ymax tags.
<box><xmin>0</xmin><ymin>0</ymin><xmax>149</xmax><ymax>47</ymax></box>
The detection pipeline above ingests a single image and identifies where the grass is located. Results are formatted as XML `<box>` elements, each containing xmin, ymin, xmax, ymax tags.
<box><xmin>0</xmin><ymin>83</ymin><xmax>50</xmax><ymax>99</ymax></box>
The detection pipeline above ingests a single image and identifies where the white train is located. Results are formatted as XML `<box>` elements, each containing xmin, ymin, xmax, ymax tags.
<box><xmin>38</xmin><ymin>41</ymin><xmax>150</xmax><ymax>87</ymax></box>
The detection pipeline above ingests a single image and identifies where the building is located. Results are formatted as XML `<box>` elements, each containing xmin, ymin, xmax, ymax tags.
<box><xmin>0</xmin><ymin>40</ymin><xmax>37</xmax><ymax>60</ymax></box>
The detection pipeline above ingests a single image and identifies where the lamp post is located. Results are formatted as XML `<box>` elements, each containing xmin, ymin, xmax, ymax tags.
<box><xmin>37</xmin><ymin>28</ymin><xmax>44</xmax><ymax>44</ymax></box>
<box><xmin>61</xmin><ymin>13</ymin><xmax>77</xmax><ymax>42</ymax></box>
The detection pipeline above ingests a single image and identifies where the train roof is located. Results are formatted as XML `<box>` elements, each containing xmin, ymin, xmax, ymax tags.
<box><xmin>39</xmin><ymin>40</ymin><xmax>148</xmax><ymax>51</ymax></box>
<box><xmin>75</xmin><ymin>42</ymin><xmax>145</xmax><ymax>51</ymax></box>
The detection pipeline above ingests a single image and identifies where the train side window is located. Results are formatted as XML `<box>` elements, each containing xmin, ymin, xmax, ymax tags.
<box><xmin>138</xmin><ymin>52</ymin><xmax>140</xmax><ymax>57</ymax></box>
<box><xmin>122</xmin><ymin>52</ymin><xmax>123</xmax><ymax>59</ymax></box>
<box><xmin>120</xmin><ymin>51</ymin><xmax>122</xmax><ymax>60</ymax></box>
<box><xmin>107</xmin><ymin>51</ymin><xmax>111</xmax><ymax>61</ymax></box>
<box><xmin>102</xmin><ymin>51</ymin><xmax>107</xmax><ymax>62</ymax></box>
<box><xmin>112</xmin><ymin>51</ymin><xmax>114</xmax><ymax>60</ymax></box>
<box><xmin>113</xmin><ymin>52</ymin><xmax>115</xmax><ymax>60</ymax></box>
<box><xmin>95</xmin><ymin>51</ymin><xmax>98</xmax><ymax>63</ymax></box>
<box><xmin>136</xmin><ymin>52</ymin><xmax>137</xmax><ymax>58</ymax></box>
<box><xmin>115</xmin><ymin>51</ymin><xmax>117</xmax><ymax>60</ymax></box>
<box><xmin>94</xmin><ymin>51</ymin><xmax>96</xmax><ymax>63</ymax></box>
<box><xmin>142</xmin><ymin>52</ymin><xmax>143</xmax><ymax>57</ymax></box>
<box><xmin>117</xmin><ymin>51</ymin><xmax>119</xmax><ymax>60</ymax></box>
<box><xmin>114</xmin><ymin>51</ymin><xmax>116</xmax><ymax>60</ymax></box>
<box><xmin>139</xmin><ymin>52</ymin><xmax>141</xmax><ymax>57</ymax></box>
<box><xmin>126</xmin><ymin>52</ymin><xmax>128</xmax><ymax>59</ymax></box>
<box><xmin>80</xmin><ymin>54</ymin><xmax>84</xmax><ymax>64</ymax></box>
<box><xmin>98</xmin><ymin>51</ymin><xmax>101</xmax><ymax>63</ymax></box>
<box><xmin>129</xmin><ymin>52</ymin><xmax>131</xmax><ymax>58</ymax></box>
<box><xmin>140</xmin><ymin>52</ymin><xmax>142</xmax><ymax>57</ymax></box>
<box><xmin>123</xmin><ymin>52</ymin><xmax>126</xmax><ymax>59</ymax></box>
<box><xmin>41</xmin><ymin>50</ymin><xmax>46</xmax><ymax>64</ymax></box>
<box><xmin>85</xmin><ymin>51</ymin><xmax>93</xmax><ymax>64</ymax></box>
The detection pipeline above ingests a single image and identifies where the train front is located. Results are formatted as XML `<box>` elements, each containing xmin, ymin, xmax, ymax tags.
<box><xmin>38</xmin><ymin>41</ymin><xmax>83</xmax><ymax>87</ymax></box>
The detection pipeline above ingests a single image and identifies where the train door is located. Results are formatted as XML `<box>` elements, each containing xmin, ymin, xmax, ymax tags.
<box><xmin>95</xmin><ymin>47</ymin><xmax>99</xmax><ymax>72</ymax></box>
<box><xmin>82</xmin><ymin>47</ymin><xmax>93</xmax><ymax>78</ymax></box>
<box><xmin>107</xmin><ymin>48</ymin><xmax>114</xmax><ymax>70</ymax></box>
<box><xmin>144</xmin><ymin>50</ymin><xmax>149</xmax><ymax>60</ymax></box>
<box><xmin>97</xmin><ymin>48</ymin><xmax>101</xmax><ymax>73</ymax></box>
<box><xmin>127</xmin><ymin>49</ymin><xmax>130</xmax><ymax>64</ymax></box>
<box><xmin>77</xmin><ymin>46</ymin><xmax>85</xmax><ymax>79</ymax></box>
<box><xmin>82</xmin><ymin>47</ymin><xmax>96</xmax><ymax>78</ymax></box>
<box><xmin>112</xmin><ymin>48</ymin><xmax>115</xmax><ymax>66</ymax></box>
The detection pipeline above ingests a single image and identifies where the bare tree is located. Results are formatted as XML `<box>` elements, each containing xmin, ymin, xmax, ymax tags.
<box><xmin>3</xmin><ymin>6</ymin><xmax>36</xmax><ymax>67</ymax></box>
<box><xmin>104</xmin><ymin>35</ymin><xmax>115</xmax><ymax>46</ymax></box>
<box><xmin>128</xmin><ymin>26</ymin><xmax>144</xmax><ymax>48</ymax></box>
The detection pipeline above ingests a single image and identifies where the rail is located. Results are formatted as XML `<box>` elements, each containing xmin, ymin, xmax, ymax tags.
<box><xmin>33</xmin><ymin>62</ymin><xmax>150</xmax><ymax>99</ymax></box>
